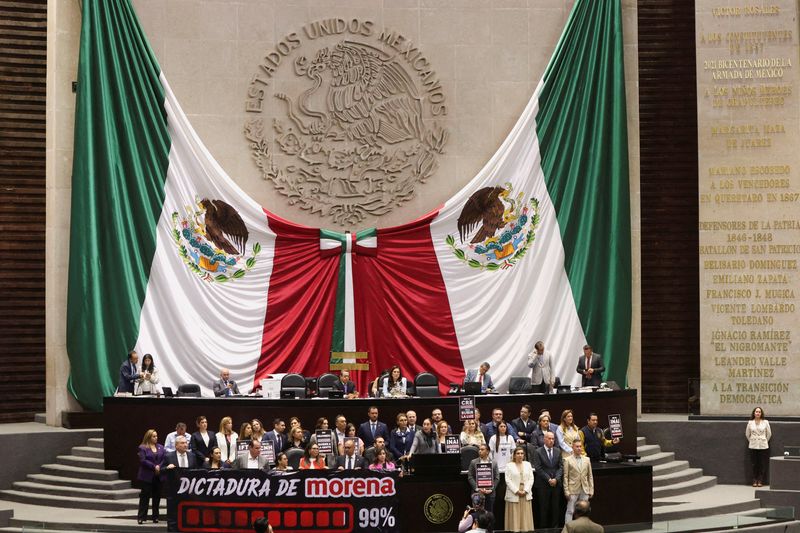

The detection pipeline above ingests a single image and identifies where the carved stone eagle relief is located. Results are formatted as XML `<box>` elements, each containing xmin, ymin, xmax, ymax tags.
<box><xmin>245</xmin><ymin>37</ymin><xmax>448</xmax><ymax>226</ymax></box>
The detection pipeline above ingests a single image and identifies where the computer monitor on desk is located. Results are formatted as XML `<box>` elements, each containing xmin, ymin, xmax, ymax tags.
<box><xmin>462</xmin><ymin>382</ymin><xmax>482</xmax><ymax>395</ymax></box>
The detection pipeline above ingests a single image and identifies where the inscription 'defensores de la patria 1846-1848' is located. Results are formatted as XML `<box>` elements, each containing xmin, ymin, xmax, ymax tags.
<box><xmin>243</xmin><ymin>18</ymin><xmax>450</xmax><ymax>225</ymax></box>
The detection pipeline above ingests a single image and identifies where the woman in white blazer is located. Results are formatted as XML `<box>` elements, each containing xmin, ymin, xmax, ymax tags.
<box><xmin>504</xmin><ymin>446</ymin><xmax>534</xmax><ymax>531</ymax></box>
<box><xmin>745</xmin><ymin>406</ymin><xmax>771</xmax><ymax>487</ymax></box>
<box><xmin>215</xmin><ymin>416</ymin><xmax>239</xmax><ymax>466</ymax></box>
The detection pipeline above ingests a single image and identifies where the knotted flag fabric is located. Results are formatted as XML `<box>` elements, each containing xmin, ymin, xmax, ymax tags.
<box><xmin>67</xmin><ymin>0</ymin><xmax>630</xmax><ymax>410</ymax></box>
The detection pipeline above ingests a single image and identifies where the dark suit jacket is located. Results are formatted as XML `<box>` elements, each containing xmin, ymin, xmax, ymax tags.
<box><xmin>118</xmin><ymin>360</ymin><xmax>137</xmax><ymax>393</ymax></box>
<box><xmin>563</xmin><ymin>516</ymin><xmax>604</xmax><ymax>533</ymax></box>
<box><xmin>331</xmin><ymin>380</ymin><xmax>357</xmax><ymax>395</ymax></box>
<box><xmin>467</xmin><ymin>458</ymin><xmax>499</xmax><ymax>493</ymax></box>
<box><xmin>577</xmin><ymin>353</ymin><xmax>605</xmax><ymax>387</ymax></box>
<box><xmin>533</xmin><ymin>445</ymin><xmax>563</xmax><ymax>487</ymax></box>
<box><xmin>511</xmin><ymin>417</ymin><xmax>536</xmax><ymax>442</ymax></box>
<box><xmin>263</xmin><ymin>430</ymin><xmax>287</xmax><ymax>453</ymax></box>
<box><xmin>357</xmin><ymin>420</ymin><xmax>389</xmax><ymax>448</ymax></box>
<box><xmin>212</xmin><ymin>378</ymin><xmax>240</xmax><ymax>397</ymax></box>
<box><xmin>190</xmin><ymin>431</ymin><xmax>218</xmax><ymax>464</ymax></box>
<box><xmin>388</xmin><ymin>428</ymin><xmax>414</xmax><ymax>458</ymax></box>
<box><xmin>164</xmin><ymin>450</ymin><xmax>198</xmax><ymax>469</ymax></box>
<box><xmin>334</xmin><ymin>453</ymin><xmax>367</xmax><ymax>469</ymax></box>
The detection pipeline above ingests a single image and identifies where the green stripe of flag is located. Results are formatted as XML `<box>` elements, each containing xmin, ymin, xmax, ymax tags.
<box><xmin>536</xmin><ymin>0</ymin><xmax>631</xmax><ymax>386</ymax></box>
<box><xmin>66</xmin><ymin>0</ymin><xmax>170</xmax><ymax>410</ymax></box>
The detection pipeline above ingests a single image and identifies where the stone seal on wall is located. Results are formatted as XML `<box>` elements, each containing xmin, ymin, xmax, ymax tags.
<box><xmin>244</xmin><ymin>19</ymin><xmax>449</xmax><ymax>225</ymax></box>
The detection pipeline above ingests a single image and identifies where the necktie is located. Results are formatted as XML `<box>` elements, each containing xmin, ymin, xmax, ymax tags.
<box><xmin>179</xmin><ymin>454</ymin><xmax>186</xmax><ymax>468</ymax></box>
<box><xmin>225</xmin><ymin>381</ymin><xmax>231</xmax><ymax>396</ymax></box>
<box><xmin>371</xmin><ymin>423</ymin><xmax>376</xmax><ymax>437</ymax></box>
<box><xmin>547</xmin><ymin>448</ymin><xmax>552</xmax><ymax>462</ymax></box>
<box><xmin>347</xmin><ymin>457</ymin><xmax>352</xmax><ymax>469</ymax></box>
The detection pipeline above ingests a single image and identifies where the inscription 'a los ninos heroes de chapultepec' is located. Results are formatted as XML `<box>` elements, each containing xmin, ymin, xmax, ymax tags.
<box><xmin>243</xmin><ymin>18</ymin><xmax>451</xmax><ymax>226</ymax></box>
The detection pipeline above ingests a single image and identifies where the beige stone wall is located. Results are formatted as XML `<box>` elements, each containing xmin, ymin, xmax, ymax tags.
<box><xmin>46</xmin><ymin>0</ymin><xmax>641</xmax><ymax>422</ymax></box>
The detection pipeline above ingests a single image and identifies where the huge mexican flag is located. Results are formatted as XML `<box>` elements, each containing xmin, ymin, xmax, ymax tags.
<box><xmin>67</xmin><ymin>0</ymin><xmax>630</xmax><ymax>410</ymax></box>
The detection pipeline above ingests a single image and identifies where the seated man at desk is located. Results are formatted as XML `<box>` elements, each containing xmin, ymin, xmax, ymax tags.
<box><xmin>465</xmin><ymin>362</ymin><xmax>494</xmax><ymax>393</ymax></box>
<box><xmin>213</xmin><ymin>368</ymin><xmax>240</xmax><ymax>397</ymax></box>
<box><xmin>331</xmin><ymin>370</ymin><xmax>358</xmax><ymax>399</ymax></box>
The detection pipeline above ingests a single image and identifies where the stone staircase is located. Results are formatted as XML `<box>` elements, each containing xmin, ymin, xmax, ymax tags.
<box><xmin>637</xmin><ymin>436</ymin><xmax>762</xmax><ymax>521</ymax></box>
<box><xmin>0</xmin><ymin>437</ymin><xmax>145</xmax><ymax>512</ymax></box>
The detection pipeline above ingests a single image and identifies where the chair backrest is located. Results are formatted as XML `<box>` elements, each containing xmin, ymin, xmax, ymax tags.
<box><xmin>508</xmin><ymin>376</ymin><xmax>532</xmax><ymax>394</ymax></box>
<box><xmin>460</xmin><ymin>444</ymin><xmax>479</xmax><ymax>472</ymax></box>
<box><xmin>286</xmin><ymin>448</ymin><xmax>304</xmax><ymax>470</ymax></box>
<box><xmin>176</xmin><ymin>383</ymin><xmax>201</xmax><ymax>397</ymax></box>
<box><xmin>281</xmin><ymin>373</ymin><xmax>307</xmax><ymax>399</ymax></box>
<box><xmin>414</xmin><ymin>372</ymin><xmax>439</xmax><ymax>397</ymax></box>
<box><xmin>317</xmin><ymin>373</ymin><xmax>338</xmax><ymax>398</ymax></box>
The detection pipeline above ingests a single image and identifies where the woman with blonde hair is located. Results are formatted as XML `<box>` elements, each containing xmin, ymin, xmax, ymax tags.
<box><xmin>216</xmin><ymin>416</ymin><xmax>238</xmax><ymax>466</ymax></box>
<box><xmin>504</xmin><ymin>446</ymin><xmax>534</xmax><ymax>531</ymax></box>
<box><xmin>137</xmin><ymin>429</ymin><xmax>165</xmax><ymax>524</ymax></box>
<box><xmin>460</xmin><ymin>418</ymin><xmax>486</xmax><ymax>447</ymax></box>
<box><xmin>251</xmin><ymin>418</ymin><xmax>266</xmax><ymax>442</ymax></box>
<box><xmin>556</xmin><ymin>409</ymin><xmax>583</xmax><ymax>458</ymax></box>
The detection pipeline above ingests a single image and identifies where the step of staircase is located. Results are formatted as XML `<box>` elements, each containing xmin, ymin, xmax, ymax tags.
<box><xmin>55</xmin><ymin>454</ymin><xmax>105</xmax><ymax>469</ymax></box>
<box><xmin>636</xmin><ymin>444</ymin><xmax>661</xmax><ymax>457</ymax></box>
<box><xmin>40</xmin><ymin>463</ymin><xmax>119</xmax><ymax>481</ymax></box>
<box><xmin>71</xmin><ymin>445</ymin><xmax>104</xmax><ymax>460</ymax></box>
<box><xmin>636</xmin><ymin>436</ymin><xmax>646</xmax><ymax>446</ymax></box>
<box><xmin>0</xmin><ymin>490</ymin><xmax>136</xmax><ymax>512</ymax></box>
<box><xmin>638</xmin><ymin>451</ymin><xmax>675</xmax><ymax>466</ymax></box>
<box><xmin>5</xmin><ymin>517</ymin><xmax>164</xmax><ymax>532</ymax></box>
<box><xmin>86</xmin><ymin>437</ymin><xmax>104</xmax><ymax>449</ymax></box>
<box><xmin>12</xmin><ymin>481</ymin><xmax>139</xmax><ymax>500</ymax></box>
<box><xmin>652</xmin><ymin>459</ymin><xmax>690</xmax><ymax>476</ymax></box>
<box><xmin>652</xmin><ymin>467</ymin><xmax>703</xmax><ymax>487</ymax></box>
<box><xmin>653</xmin><ymin>495</ymin><xmax>761</xmax><ymax>521</ymax></box>
<box><xmin>652</xmin><ymin>475</ymin><xmax>717</xmax><ymax>498</ymax></box>
<box><xmin>26</xmin><ymin>473</ymin><xmax>131</xmax><ymax>490</ymax></box>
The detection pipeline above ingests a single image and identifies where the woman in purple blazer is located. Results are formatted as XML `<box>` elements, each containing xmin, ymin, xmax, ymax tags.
<box><xmin>137</xmin><ymin>429</ymin><xmax>166</xmax><ymax>524</ymax></box>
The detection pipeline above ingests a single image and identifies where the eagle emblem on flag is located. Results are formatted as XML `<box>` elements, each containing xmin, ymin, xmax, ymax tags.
<box><xmin>446</xmin><ymin>183</ymin><xmax>540</xmax><ymax>271</ymax></box>
<box><xmin>170</xmin><ymin>198</ymin><xmax>261</xmax><ymax>283</ymax></box>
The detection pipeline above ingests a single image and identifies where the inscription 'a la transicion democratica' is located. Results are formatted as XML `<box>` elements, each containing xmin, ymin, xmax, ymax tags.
<box><xmin>244</xmin><ymin>18</ymin><xmax>450</xmax><ymax>225</ymax></box>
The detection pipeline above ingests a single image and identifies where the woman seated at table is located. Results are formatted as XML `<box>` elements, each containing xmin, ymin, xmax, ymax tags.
<box><xmin>460</xmin><ymin>419</ymin><xmax>486</xmax><ymax>447</ymax></box>
<box><xmin>408</xmin><ymin>418</ymin><xmax>440</xmax><ymax>457</ymax></box>
<box><xmin>382</xmin><ymin>365</ymin><xmax>409</xmax><ymax>398</ymax></box>
<box><xmin>204</xmin><ymin>447</ymin><xmax>230</xmax><ymax>470</ymax></box>
<box><xmin>369</xmin><ymin>448</ymin><xmax>398</xmax><ymax>472</ymax></box>
<box><xmin>273</xmin><ymin>452</ymin><xmax>293</xmax><ymax>473</ymax></box>
<box><xmin>299</xmin><ymin>442</ymin><xmax>327</xmax><ymax>470</ymax></box>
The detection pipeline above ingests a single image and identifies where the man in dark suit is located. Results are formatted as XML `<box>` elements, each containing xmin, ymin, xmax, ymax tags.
<box><xmin>357</xmin><ymin>406</ymin><xmax>389</xmax><ymax>448</ymax></box>
<box><xmin>335</xmin><ymin>438</ymin><xmax>367</xmax><ymax>470</ymax></box>
<box><xmin>563</xmin><ymin>500</ymin><xmax>604</xmax><ymax>533</ymax></box>
<box><xmin>331</xmin><ymin>370</ymin><xmax>358</xmax><ymax>399</ymax></box>
<box><xmin>163</xmin><ymin>435</ymin><xmax>196</xmax><ymax>532</ymax></box>
<box><xmin>511</xmin><ymin>404</ymin><xmax>536</xmax><ymax>445</ymax></box>
<box><xmin>577</xmin><ymin>345</ymin><xmax>605</xmax><ymax>387</ymax></box>
<box><xmin>364</xmin><ymin>436</ymin><xmax>394</xmax><ymax>464</ymax></box>
<box><xmin>533</xmin><ymin>431</ymin><xmax>563</xmax><ymax>530</ymax></box>
<box><xmin>467</xmin><ymin>443</ymin><xmax>499</xmax><ymax>514</ymax></box>
<box><xmin>117</xmin><ymin>350</ymin><xmax>140</xmax><ymax>394</ymax></box>
<box><xmin>212</xmin><ymin>368</ymin><xmax>240</xmax><ymax>397</ymax></box>
<box><xmin>263</xmin><ymin>418</ymin><xmax>287</xmax><ymax>453</ymax></box>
